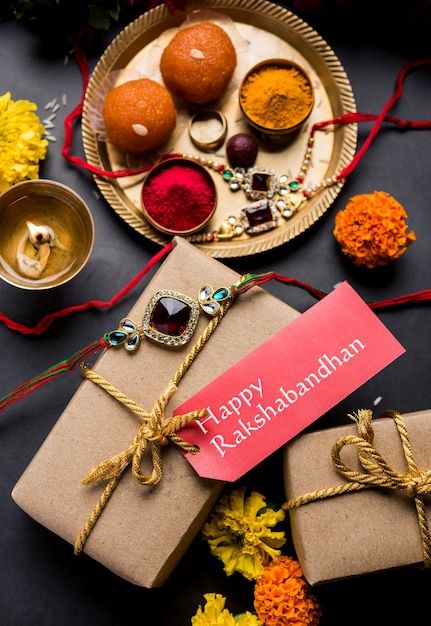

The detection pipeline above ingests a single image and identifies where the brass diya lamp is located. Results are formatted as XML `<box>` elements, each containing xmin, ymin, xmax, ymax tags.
<box><xmin>0</xmin><ymin>180</ymin><xmax>95</xmax><ymax>290</ymax></box>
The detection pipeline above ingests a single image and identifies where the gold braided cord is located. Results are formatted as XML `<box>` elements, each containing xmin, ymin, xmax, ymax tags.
<box><xmin>74</xmin><ymin>475</ymin><xmax>120</xmax><ymax>556</ymax></box>
<box><xmin>74</xmin><ymin>302</ymin><xmax>231</xmax><ymax>555</ymax></box>
<box><xmin>81</xmin><ymin>367</ymin><xmax>157</xmax><ymax>424</ymax></box>
<box><xmin>283</xmin><ymin>409</ymin><xmax>431</xmax><ymax>566</ymax></box>
<box><xmin>284</xmin><ymin>481</ymin><xmax>370</xmax><ymax>509</ymax></box>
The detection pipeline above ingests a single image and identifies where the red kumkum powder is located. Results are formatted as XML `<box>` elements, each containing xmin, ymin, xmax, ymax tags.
<box><xmin>142</xmin><ymin>161</ymin><xmax>216</xmax><ymax>233</ymax></box>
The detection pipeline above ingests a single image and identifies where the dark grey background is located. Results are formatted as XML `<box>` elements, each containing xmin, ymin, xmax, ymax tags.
<box><xmin>1</xmin><ymin>3</ymin><xmax>431</xmax><ymax>625</ymax></box>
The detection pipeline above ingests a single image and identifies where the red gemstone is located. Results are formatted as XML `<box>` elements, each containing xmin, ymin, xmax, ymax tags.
<box><xmin>251</xmin><ymin>172</ymin><xmax>271</xmax><ymax>192</ymax></box>
<box><xmin>245</xmin><ymin>201</ymin><xmax>274</xmax><ymax>227</ymax></box>
<box><xmin>150</xmin><ymin>297</ymin><xmax>191</xmax><ymax>336</ymax></box>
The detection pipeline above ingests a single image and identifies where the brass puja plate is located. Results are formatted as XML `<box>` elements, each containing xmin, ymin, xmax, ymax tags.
<box><xmin>82</xmin><ymin>0</ymin><xmax>357</xmax><ymax>258</ymax></box>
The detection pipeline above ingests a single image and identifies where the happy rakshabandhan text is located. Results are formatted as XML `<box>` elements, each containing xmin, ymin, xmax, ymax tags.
<box><xmin>195</xmin><ymin>338</ymin><xmax>365</xmax><ymax>458</ymax></box>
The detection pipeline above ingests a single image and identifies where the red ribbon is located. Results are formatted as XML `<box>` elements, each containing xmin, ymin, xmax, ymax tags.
<box><xmin>0</xmin><ymin>242</ymin><xmax>173</xmax><ymax>335</ymax></box>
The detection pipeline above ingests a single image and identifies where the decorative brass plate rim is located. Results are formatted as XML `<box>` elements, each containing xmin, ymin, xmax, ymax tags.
<box><xmin>82</xmin><ymin>0</ymin><xmax>357</xmax><ymax>258</ymax></box>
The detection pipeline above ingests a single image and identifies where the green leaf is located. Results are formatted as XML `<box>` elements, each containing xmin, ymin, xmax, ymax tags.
<box><xmin>256</xmin><ymin>501</ymin><xmax>278</xmax><ymax>516</ymax></box>
<box><xmin>108</xmin><ymin>2</ymin><xmax>121</xmax><ymax>21</ymax></box>
<box><xmin>87</xmin><ymin>5</ymin><xmax>111</xmax><ymax>30</ymax></box>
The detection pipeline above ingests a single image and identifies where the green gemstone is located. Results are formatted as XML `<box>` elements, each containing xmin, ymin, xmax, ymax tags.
<box><xmin>222</xmin><ymin>170</ymin><xmax>234</xmax><ymax>181</ymax></box>
<box><xmin>213</xmin><ymin>287</ymin><xmax>229</xmax><ymax>301</ymax></box>
<box><xmin>108</xmin><ymin>330</ymin><xmax>127</xmax><ymax>345</ymax></box>
<box><xmin>289</xmin><ymin>181</ymin><xmax>300</xmax><ymax>191</ymax></box>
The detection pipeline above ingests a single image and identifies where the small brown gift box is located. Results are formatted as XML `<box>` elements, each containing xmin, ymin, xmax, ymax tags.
<box><xmin>284</xmin><ymin>409</ymin><xmax>431</xmax><ymax>585</ymax></box>
<box><xmin>12</xmin><ymin>237</ymin><xmax>299</xmax><ymax>588</ymax></box>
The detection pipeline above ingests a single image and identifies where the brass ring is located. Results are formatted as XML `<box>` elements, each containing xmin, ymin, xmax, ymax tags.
<box><xmin>188</xmin><ymin>110</ymin><xmax>227</xmax><ymax>152</ymax></box>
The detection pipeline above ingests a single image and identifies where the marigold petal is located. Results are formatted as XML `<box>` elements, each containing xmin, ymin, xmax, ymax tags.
<box><xmin>192</xmin><ymin>594</ymin><xmax>262</xmax><ymax>626</ymax></box>
<box><xmin>234</xmin><ymin>612</ymin><xmax>262</xmax><ymax>625</ymax></box>
<box><xmin>244</xmin><ymin>491</ymin><xmax>267</xmax><ymax>517</ymax></box>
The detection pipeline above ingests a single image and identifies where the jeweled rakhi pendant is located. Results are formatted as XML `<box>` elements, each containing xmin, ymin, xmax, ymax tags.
<box><xmin>198</xmin><ymin>284</ymin><xmax>231</xmax><ymax>316</ymax></box>
<box><xmin>106</xmin><ymin>318</ymin><xmax>142</xmax><ymax>352</ymax></box>
<box><xmin>275</xmin><ymin>191</ymin><xmax>307</xmax><ymax>219</ymax></box>
<box><xmin>106</xmin><ymin>285</ymin><xmax>231</xmax><ymax>351</ymax></box>
<box><xmin>241</xmin><ymin>200</ymin><xmax>278</xmax><ymax>235</ymax></box>
<box><xmin>244</xmin><ymin>167</ymin><xmax>277</xmax><ymax>201</ymax></box>
<box><xmin>142</xmin><ymin>290</ymin><xmax>199</xmax><ymax>347</ymax></box>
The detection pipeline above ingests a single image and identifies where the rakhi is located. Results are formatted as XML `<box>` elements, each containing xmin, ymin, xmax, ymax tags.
<box><xmin>0</xmin><ymin>269</ymin><xmax>305</xmax><ymax>414</ymax></box>
<box><xmin>180</xmin><ymin>141</ymin><xmax>319</xmax><ymax>240</ymax></box>
<box><xmin>106</xmin><ymin>282</ymin><xmax>233</xmax><ymax>351</ymax></box>
<box><xmin>2</xmin><ymin>249</ymin><xmax>430</xmax><ymax>417</ymax></box>
<box><xmin>183</xmin><ymin>58</ymin><xmax>431</xmax><ymax>242</ymax></box>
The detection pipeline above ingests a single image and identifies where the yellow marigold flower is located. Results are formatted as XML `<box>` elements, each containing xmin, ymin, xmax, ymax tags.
<box><xmin>202</xmin><ymin>488</ymin><xmax>285</xmax><ymax>581</ymax></box>
<box><xmin>191</xmin><ymin>594</ymin><xmax>262</xmax><ymax>626</ymax></box>
<box><xmin>333</xmin><ymin>191</ymin><xmax>415</xmax><ymax>268</ymax></box>
<box><xmin>254</xmin><ymin>556</ymin><xmax>321</xmax><ymax>626</ymax></box>
<box><xmin>0</xmin><ymin>92</ymin><xmax>48</xmax><ymax>192</ymax></box>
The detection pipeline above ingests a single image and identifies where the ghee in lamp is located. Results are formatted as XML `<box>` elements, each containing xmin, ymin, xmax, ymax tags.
<box><xmin>0</xmin><ymin>180</ymin><xmax>94</xmax><ymax>289</ymax></box>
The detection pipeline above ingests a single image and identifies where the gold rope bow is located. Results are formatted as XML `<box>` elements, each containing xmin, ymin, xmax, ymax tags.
<box><xmin>74</xmin><ymin>367</ymin><xmax>205</xmax><ymax>555</ymax></box>
<box><xmin>284</xmin><ymin>409</ymin><xmax>431</xmax><ymax>565</ymax></box>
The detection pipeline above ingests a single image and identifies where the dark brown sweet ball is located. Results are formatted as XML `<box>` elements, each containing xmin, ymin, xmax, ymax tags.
<box><xmin>226</xmin><ymin>133</ymin><xmax>259</xmax><ymax>168</ymax></box>
<box><xmin>160</xmin><ymin>22</ymin><xmax>236</xmax><ymax>104</ymax></box>
<box><xmin>103</xmin><ymin>78</ymin><xmax>176</xmax><ymax>154</ymax></box>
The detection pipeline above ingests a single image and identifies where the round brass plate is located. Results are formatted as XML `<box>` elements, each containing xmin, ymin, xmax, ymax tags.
<box><xmin>82</xmin><ymin>0</ymin><xmax>357</xmax><ymax>258</ymax></box>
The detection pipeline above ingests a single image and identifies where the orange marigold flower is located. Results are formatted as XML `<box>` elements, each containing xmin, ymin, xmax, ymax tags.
<box><xmin>333</xmin><ymin>191</ymin><xmax>416</xmax><ymax>268</ymax></box>
<box><xmin>254</xmin><ymin>556</ymin><xmax>320</xmax><ymax>626</ymax></box>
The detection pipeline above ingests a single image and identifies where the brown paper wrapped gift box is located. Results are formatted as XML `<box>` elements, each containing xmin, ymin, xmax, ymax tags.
<box><xmin>284</xmin><ymin>409</ymin><xmax>431</xmax><ymax>585</ymax></box>
<box><xmin>12</xmin><ymin>237</ymin><xmax>299</xmax><ymax>588</ymax></box>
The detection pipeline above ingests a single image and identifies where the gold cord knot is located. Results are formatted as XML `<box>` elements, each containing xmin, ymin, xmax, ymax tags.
<box><xmin>74</xmin><ymin>369</ymin><xmax>205</xmax><ymax>554</ymax></box>
<box><xmin>284</xmin><ymin>409</ymin><xmax>431</xmax><ymax>567</ymax></box>
<box><xmin>402</xmin><ymin>470</ymin><xmax>431</xmax><ymax>499</ymax></box>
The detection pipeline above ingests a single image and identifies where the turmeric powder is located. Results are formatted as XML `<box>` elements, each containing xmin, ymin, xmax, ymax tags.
<box><xmin>240</xmin><ymin>64</ymin><xmax>313</xmax><ymax>130</ymax></box>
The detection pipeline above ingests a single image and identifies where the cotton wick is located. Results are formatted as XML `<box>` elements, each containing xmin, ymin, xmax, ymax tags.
<box><xmin>16</xmin><ymin>221</ymin><xmax>67</xmax><ymax>279</ymax></box>
<box><xmin>26</xmin><ymin>221</ymin><xmax>55</xmax><ymax>248</ymax></box>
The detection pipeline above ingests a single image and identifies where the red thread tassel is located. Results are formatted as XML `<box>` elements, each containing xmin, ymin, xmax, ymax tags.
<box><xmin>0</xmin><ymin>337</ymin><xmax>107</xmax><ymax>414</ymax></box>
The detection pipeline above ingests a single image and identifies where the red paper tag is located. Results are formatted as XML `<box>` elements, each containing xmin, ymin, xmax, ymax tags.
<box><xmin>175</xmin><ymin>282</ymin><xmax>405</xmax><ymax>481</ymax></box>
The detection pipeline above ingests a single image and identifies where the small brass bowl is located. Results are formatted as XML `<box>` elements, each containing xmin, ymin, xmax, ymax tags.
<box><xmin>0</xmin><ymin>179</ymin><xmax>95</xmax><ymax>290</ymax></box>
<box><xmin>239</xmin><ymin>59</ymin><xmax>314</xmax><ymax>137</ymax></box>
<box><xmin>141</xmin><ymin>157</ymin><xmax>217</xmax><ymax>236</ymax></box>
